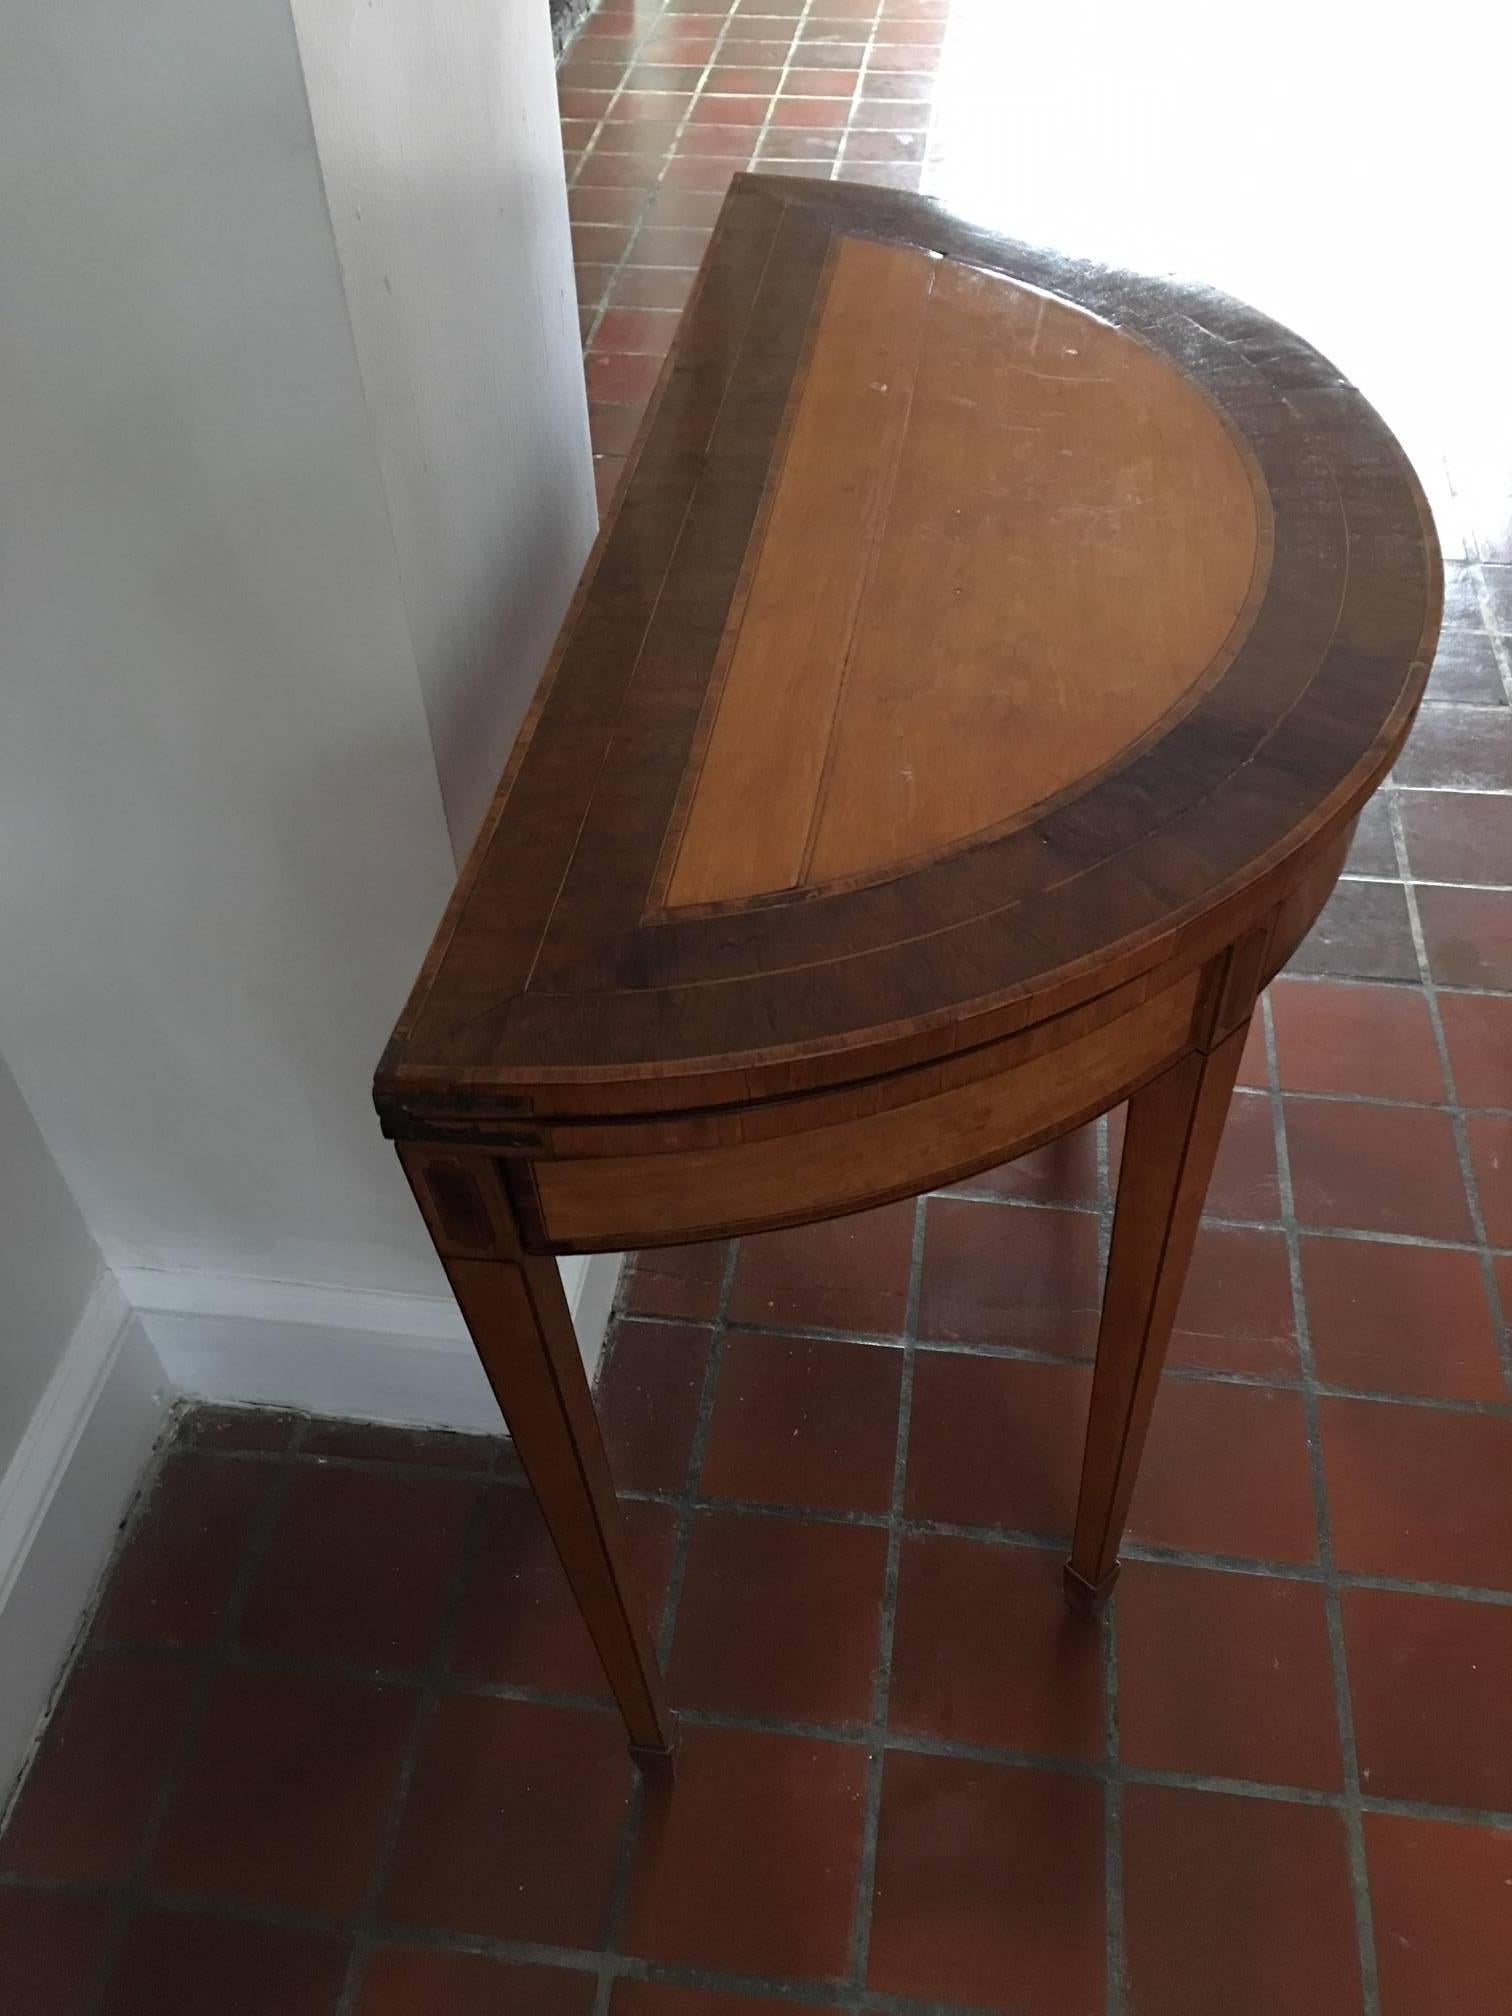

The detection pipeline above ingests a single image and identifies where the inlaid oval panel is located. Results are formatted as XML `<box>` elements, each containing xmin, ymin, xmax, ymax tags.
<box><xmin>662</xmin><ymin>235</ymin><xmax>1268</xmax><ymax>908</ymax></box>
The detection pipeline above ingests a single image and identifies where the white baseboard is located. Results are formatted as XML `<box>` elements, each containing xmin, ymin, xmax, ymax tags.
<box><xmin>0</xmin><ymin>1273</ymin><xmax>170</xmax><ymax>1792</ymax></box>
<box><xmin>118</xmin><ymin>1252</ymin><xmax>625</xmax><ymax>1433</ymax></box>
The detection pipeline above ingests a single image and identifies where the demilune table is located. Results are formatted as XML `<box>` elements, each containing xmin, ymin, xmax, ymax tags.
<box><xmin>375</xmin><ymin>175</ymin><xmax>1441</xmax><ymax>1764</ymax></box>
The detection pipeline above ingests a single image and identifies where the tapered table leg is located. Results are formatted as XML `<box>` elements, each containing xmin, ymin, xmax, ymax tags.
<box><xmin>400</xmin><ymin>1148</ymin><xmax>676</xmax><ymax>1764</ymax></box>
<box><xmin>1065</xmin><ymin>1016</ymin><xmax>1253</xmax><ymax>1608</ymax></box>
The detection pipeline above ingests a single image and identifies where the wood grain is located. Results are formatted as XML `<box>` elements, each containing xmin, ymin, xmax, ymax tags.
<box><xmin>664</xmin><ymin>236</ymin><xmax>936</xmax><ymax>908</ymax></box>
<box><xmin>377</xmin><ymin>176</ymin><xmax>1442</xmax><ymax>1749</ymax></box>
<box><xmin>376</xmin><ymin>176</ymin><xmax>1436</xmax><ymax>1133</ymax></box>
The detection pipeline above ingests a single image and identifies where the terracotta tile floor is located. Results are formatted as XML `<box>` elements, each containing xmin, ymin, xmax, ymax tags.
<box><xmin>6</xmin><ymin>2</ymin><xmax>1512</xmax><ymax>2011</ymax></box>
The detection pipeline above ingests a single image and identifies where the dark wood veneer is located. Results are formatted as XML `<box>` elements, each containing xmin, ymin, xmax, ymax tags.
<box><xmin>377</xmin><ymin>175</ymin><xmax>1439</xmax><ymax>1757</ymax></box>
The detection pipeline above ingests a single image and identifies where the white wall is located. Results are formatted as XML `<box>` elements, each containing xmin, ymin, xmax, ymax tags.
<box><xmin>0</xmin><ymin>0</ymin><xmax>459</xmax><ymax>1298</ymax></box>
<box><xmin>0</xmin><ymin>0</ymin><xmax>611</xmax><ymax>1424</ymax></box>
<box><xmin>0</xmin><ymin>1060</ymin><xmax>167</xmax><ymax>1792</ymax></box>
<box><xmin>0</xmin><ymin>1060</ymin><xmax>111</xmax><ymax>1478</ymax></box>
<box><xmin>290</xmin><ymin>0</ymin><xmax>598</xmax><ymax>851</ymax></box>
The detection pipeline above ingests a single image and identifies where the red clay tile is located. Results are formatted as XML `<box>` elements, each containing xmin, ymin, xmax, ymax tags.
<box><xmin>843</xmin><ymin>162</ymin><xmax>924</xmax><ymax>190</ymax></box>
<box><xmin>594</xmin><ymin>456</ymin><xmax>626</xmax><ymax>511</ymax></box>
<box><xmin>944</xmin><ymin>1124</ymin><xmax>1099</xmax><ymax>1204</ymax></box>
<box><xmin>728</xmin><ymin>1199</ymin><xmax>914</xmax><ymax>1335</ymax></box>
<box><xmin>1394</xmin><ymin>705</ymin><xmax>1512</xmax><ymax>789</ymax></box>
<box><xmin>918</xmin><ymin>1198</ymin><xmax>1102</xmax><ymax>1356</ymax></box>
<box><xmin>1438</xmin><ymin>990</ymin><xmax>1512</xmax><ymax>1107</ymax></box>
<box><xmin>687</xmin><ymin>93</ymin><xmax>771</xmax><ymax>124</ymax></box>
<box><xmin>1123</xmin><ymin>1786</ymin><xmax>1361</xmax><ymax>2015</ymax></box>
<box><xmin>614</xmin><ymin>90</ymin><xmax>696</xmax><ymax>121</ymax></box>
<box><xmin>672</xmin><ymin>125</ymin><xmax>757</xmax><ymax>161</ymax></box>
<box><xmin>1418</xmin><ymin>885</ymin><xmax>1512</xmax><ymax>987</ymax></box>
<box><xmin>597</xmin><ymin>1319</ymin><xmax>711</xmax><ymax>1492</ymax></box>
<box><xmin>1466</xmin><ymin>1111</ymin><xmax>1512</xmax><ymax>1243</ymax></box>
<box><xmin>1169</xmin><ymin>1224</ymin><xmax>1298</xmax><ymax>1377</ymax></box>
<box><xmin>715</xmin><ymin>36</ymin><xmax>794</xmax><ymax>62</ymax></box>
<box><xmin>780</xmin><ymin>66</ymin><xmax>859</xmax><ymax>93</ymax></box>
<box><xmin>623</xmin><ymin>1725</ymin><xmax>866</xmax><ymax>1978</ymax></box>
<box><xmin>150</xmin><ymin>1667</ymin><xmax>414</xmax><ymax>1914</ymax></box>
<box><xmin>1118</xmin><ymin>1562</ymin><xmax>1340</xmax><ymax>1788</ymax></box>
<box><xmin>868</xmin><ymin>40</ymin><xmax>936</xmax><ymax>68</ymax></box>
<box><xmin>572</xmin><ymin>221</ymin><xmax>636</xmax><ymax>264</ymax></box>
<box><xmin>1130</xmin><ymin>1380</ymin><xmax>1317</xmax><ymax>1564</ymax></box>
<box><xmin>1345</xmin><ymin>1587</ymin><xmax>1512</xmax><ymax>1809</ymax></box>
<box><xmin>1302</xmin><ymin>1235</ymin><xmax>1504</xmax><ymax>1400</ymax></box>
<box><xmin>1399</xmin><ymin>788</ymin><xmax>1512</xmax><ymax>884</ymax></box>
<box><xmin>451</xmin><ymin>1487</ymin><xmax>675</xmax><ymax>1697</ymax></box>
<box><xmin>595</xmin><ymin>119</ymin><xmax>687</xmax><ymax>155</ymax></box>
<box><xmin>634</xmin><ymin>224</ymin><xmax>717</xmax><ymax>266</ymax></box>
<box><xmin>888</xmin><ymin>1534</ymin><xmax>1103</xmax><ymax>1758</ymax></box>
<box><xmin>854</xmin><ymin>94</ymin><xmax>935</xmax><ymax>126</ymax></box>
<box><xmin>0</xmin><ymin>1651</ymin><xmax>196</xmax><ymax>1883</ymax></box>
<box><xmin>1285</xmin><ymin>879</ymin><xmax>1420</xmax><ymax>982</ymax></box>
<box><xmin>669</xmin><ymin>1510</ymin><xmax>886</xmax><ymax>1722</ymax></box>
<box><xmin>844</xmin><ymin>128</ymin><xmax>927</xmax><ymax>161</ymax></box>
<box><xmin>1345</xmin><ymin>793</ymin><xmax>1400</xmax><ymax>874</ymax></box>
<box><xmin>659</xmin><ymin>155</ymin><xmax>743</xmax><ymax>192</ymax></box>
<box><xmin>100</xmin><ymin>1452</ymin><xmax>272</xmax><ymax>1648</ymax></box>
<box><xmin>558</xmin><ymin>87</ymin><xmax>616</xmax><ymax>120</ymax></box>
<box><xmin>1322</xmin><ymin>1396</ymin><xmax>1512</xmax><ymax>1587</ymax></box>
<box><xmin>1284</xmin><ymin>1098</ymin><xmax>1472</xmax><ymax>1240</ymax></box>
<box><xmin>569</xmin><ymin>184</ymin><xmax>648</xmax><ymax>227</ymax></box>
<box><xmin>382</xmin><ymin>1697</ymin><xmax>632</xmax><ymax>1945</ymax></box>
<box><xmin>237</xmin><ymin>1465</ymin><xmax>474</xmax><ymax>1670</ymax></box>
<box><xmin>867</xmin><ymin>1751</ymin><xmax>1103</xmax><ymax>2011</ymax></box>
<box><xmin>1268</xmin><ymin>979</ymin><xmax>1444</xmax><ymax>1101</ymax></box>
<box><xmin>673</xmin><ymin>128</ymin><xmax>753</xmax><ymax>165</ymax></box>
<box><xmin>563</xmin><ymin>57</ymin><xmax>640</xmax><ymax>91</ymax></box>
<box><xmin>588</xmin><ymin>400</ymin><xmax>645</xmax><ymax>456</ymax></box>
<box><xmin>99</xmin><ymin>1911</ymin><xmax>349</xmax><ymax>2016</ymax></box>
<box><xmin>0</xmin><ymin>1888</ymin><xmax>112</xmax><ymax>2016</ymax></box>
<box><xmin>611</xmin><ymin>267</ymin><xmax>697</xmax><ymax>310</ymax></box>
<box><xmin>354</xmin><ymin>1946</ymin><xmax>595</xmax><ymax>2016</ymax></box>
<box><xmin>1367</xmin><ymin>1813</ymin><xmax>1512</xmax><ymax>2015</ymax></box>
<box><xmin>180</xmin><ymin>1404</ymin><xmax>300</xmax><ymax>1452</ymax></box>
<box><xmin>586</xmin><ymin>352</ymin><xmax>666</xmax><ymax>405</ymax></box>
<box><xmin>905</xmin><ymin>1352</ymin><xmax>1089</xmax><ymax>1536</ymax></box>
<box><xmin>574</xmin><ymin>150</ymin><xmax>667</xmax><ymax>187</ymax></box>
<box><xmin>611</xmin><ymin>1989</ymin><xmax>833</xmax><ymax>2016</ymax></box>
<box><xmin>756</xmin><ymin>129</ymin><xmax>846</xmax><ymax>161</ymax></box>
<box><xmin>624</xmin><ymin>1241</ymin><xmax>729</xmax><ymax>1320</ymax></box>
<box><xmin>754</xmin><ymin>156</ymin><xmax>837</xmax><ymax>179</ymax></box>
<box><xmin>770</xmin><ymin>96</ymin><xmax>851</xmax><ymax>126</ymax></box>
<box><xmin>701</xmin><ymin>1332</ymin><xmax>902</xmax><ymax>1512</ymax></box>
<box><xmin>704</xmin><ymin>65</ymin><xmax>787</xmax><ymax>93</ymax></box>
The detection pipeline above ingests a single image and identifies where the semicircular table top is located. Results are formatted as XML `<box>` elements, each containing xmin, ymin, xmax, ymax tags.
<box><xmin>378</xmin><ymin>173</ymin><xmax>1441</xmax><ymax>1128</ymax></box>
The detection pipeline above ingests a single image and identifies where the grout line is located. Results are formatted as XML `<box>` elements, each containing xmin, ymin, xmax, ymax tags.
<box><xmin>80</xmin><ymin>1425</ymin><xmax>310</xmax><ymax>2016</ymax></box>
<box><xmin>1262</xmin><ymin>991</ymin><xmax>1382</xmax><ymax>2016</ymax></box>
<box><xmin>611</xmin><ymin>1304</ymin><xmax>1512</xmax><ymax>1420</ymax></box>
<box><xmin>330</xmin><ymin>1457</ymin><xmax>493</xmax><ymax>2016</ymax></box>
<box><xmin>594</xmin><ymin>1232</ymin><xmax>743</xmax><ymax>2008</ymax></box>
<box><xmin>572</xmin><ymin>0</ymin><xmax>751</xmax><ymax>352</ymax></box>
<box><xmin>829</xmin><ymin>0</ymin><xmax>886</xmax><ymax>184</ymax></box>
<box><xmin>846</xmin><ymin>1184</ymin><xmax>922</xmax><ymax>1989</ymax></box>
<box><xmin>1389</xmin><ymin>792</ymin><xmax>1512</xmax><ymax>1401</ymax></box>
